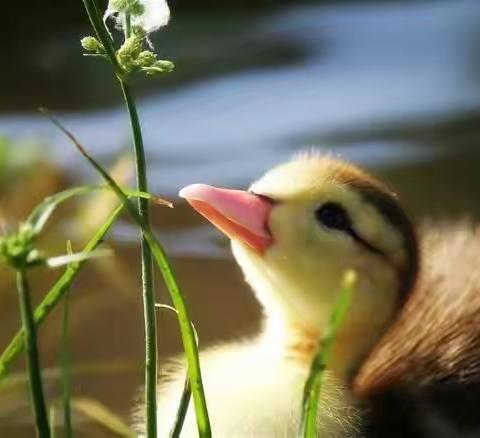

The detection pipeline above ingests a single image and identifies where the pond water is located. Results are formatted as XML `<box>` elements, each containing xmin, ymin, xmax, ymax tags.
<box><xmin>1</xmin><ymin>0</ymin><xmax>480</xmax><ymax>194</ymax></box>
<box><xmin>0</xmin><ymin>0</ymin><xmax>480</xmax><ymax>436</ymax></box>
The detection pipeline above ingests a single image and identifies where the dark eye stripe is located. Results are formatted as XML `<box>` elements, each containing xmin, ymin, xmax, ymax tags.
<box><xmin>347</xmin><ymin>228</ymin><xmax>390</xmax><ymax>260</ymax></box>
<box><xmin>351</xmin><ymin>185</ymin><xmax>419</xmax><ymax>301</ymax></box>
<box><xmin>315</xmin><ymin>201</ymin><xmax>397</xmax><ymax>267</ymax></box>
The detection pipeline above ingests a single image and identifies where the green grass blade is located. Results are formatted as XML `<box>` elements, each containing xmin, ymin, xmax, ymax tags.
<box><xmin>61</xmin><ymin>241</ymin><xmax>73</xmax><ymax>438</ymax></box>
<box><xmin>50</xmin><ymin>405</ymin><xmax>56</xmax><ymax>438</ymax></box>
<box><xmin>116</xmin><ymin>81</ymin><xmax>158</xmax><ymax>438</ymax></box>
<box><xmin>0</xmin><ymin>165</ymin><xmax>170</xmax><ymax>380</ymax></box>
<box><xmin>0</xmin><ymin>204</ymin><xmax>124</xmax><ymax>381</ymax></box>
<box><xmin>52</xmin><ymin>113</ymin><xmax>212</xmax><ymax>436</ymax></box>
<box><xmin>27</xmin><ymin>185</ymin><xmax>99</xmax><ymax>234</ymax></box>
<box><xmin>16</xmin><ymin>268</ymin><xmax>51</xmax><ymax>437</ymax></box>
<box><xmin>299</xmin><ymin>270</ymin><xmax>357</xmax><ymax>438</ymax></box>
<box><xmin>26</xmin><ymin>179</ymin><xmax>170</xmax><ymax>237</ymax></box>
<box><xmin>169</xmin><ymin>375</ymin><xmax>192</xmax><ymax>438</ymax></box>
<box><xmin>155</xmin><ymin>304</ymin><xmax>195</xmax><ymax>438</ymax></box>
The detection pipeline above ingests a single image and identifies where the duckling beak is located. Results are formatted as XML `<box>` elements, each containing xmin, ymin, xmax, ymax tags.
<box><xmin>179</xmin><ymin>184</ymin><xmax>274</xmax><ymax>254</ymax></box>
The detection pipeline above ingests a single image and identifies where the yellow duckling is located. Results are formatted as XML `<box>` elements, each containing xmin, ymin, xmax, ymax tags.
<box><xmin>143</xmin><ymin>153</ymin><xmax>480</xmax><ymax>437</ymax></box>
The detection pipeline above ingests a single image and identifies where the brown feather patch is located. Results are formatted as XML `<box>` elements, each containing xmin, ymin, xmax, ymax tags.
<box><xmin>354</xmin><ymin>223</ymin><xmax>480</xmax><ymax>396</ymax></box>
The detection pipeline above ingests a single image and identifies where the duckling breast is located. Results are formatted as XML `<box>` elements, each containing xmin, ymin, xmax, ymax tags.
<box><xmin>134</xmin><ymin>338</ymin><xmax>360</xmax><ymax>437</ymax></box>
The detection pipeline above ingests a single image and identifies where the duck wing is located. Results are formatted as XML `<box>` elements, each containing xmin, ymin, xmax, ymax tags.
<box><xmin>352</xmin><ymin>223</ymin><xmax>480</xmax><ymax>437</ymax></box>
<box><xmin>353</xmin><ymin>222</ymin><xmax>480</xmax><ymax>396</ymax></box>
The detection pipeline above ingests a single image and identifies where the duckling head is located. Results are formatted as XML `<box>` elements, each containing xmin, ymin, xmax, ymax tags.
<box><xmin>180</xmin><ymin>154</ymin><xmax>418</xmax><ymax>377</ymax></box>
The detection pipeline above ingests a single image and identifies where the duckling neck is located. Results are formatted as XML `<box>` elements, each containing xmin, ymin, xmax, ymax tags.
<box><xmin>261</xmin><ymin>313</ymin><xmax>369</xmax><ymax>382</ymax></box>
<box><xmin>230</xmin><ymin>242</ymin><xmax>377</xmax><ymax>380</ymax></box>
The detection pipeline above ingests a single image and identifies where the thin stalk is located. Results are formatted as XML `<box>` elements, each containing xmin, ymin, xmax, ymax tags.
<box><xmin>82</xmin><ymin>0</ymin><xmax>159</xmax><ymax>432</ymax></box>
<box><xmin>49</xmin><ymin>406</ymin><xmax>56</xmax><ymax>438</ymax></box>
<box><xmin>154</xmin><ymin>305</ymin><xmax>195</xmax><ymax>438</ymax></box>
<box><xmin>53</xmin><ymin>119</ymin><xmax>211</xmax><ymax>437</ymax></box>
<box><xmin>120</xmin><ymin>12</ymin><xmax>157</xmax><ymax>436</ymax></box>
<box><xmin>76</xmin><ymin>0</ymin><xmax>208</xmax><ymax>431</ymax></box>
<box><xmin>169</xmin><ymin>375</ymin><xmax>191</xmax><ymax>438</ymax></box>
<box><xmin>119</xmin><ymin>73</ymin><xmax>158</xmax><ymax>438</ymax></box>
<box><xmin>144</xmin><ymin>231</ymin><xmax>210</xmax><ymax>437</ymax></box>
<box><xmin>61</xmin><ymin>267</ymin><xmax>73</xmax><ymax>438</ymax></box>
<box><xmin>17</xmin><ymin>268</ymin><xmax>51</xmax><ymax>438</ymax></box>
<box><xmin>82</xmin><ymin>0</ymin><xmax>124</xmax><ymax>77</ymax></box>
<box><xmin>0</xmin><ymin>205</ymin><xmax>124</xmax><ymax>380</ymax></box>
<box><xmin>299</xmin><ymin>271</ymin><xmax>356</xmax><ymax>438</ymax></box>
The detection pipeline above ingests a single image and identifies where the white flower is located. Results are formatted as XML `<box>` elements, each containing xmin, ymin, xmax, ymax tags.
<box><xmin>135</xmin><ymin>0</ymin><xmax>170</xmax><ymax>33</ymax></box>
<box><xmin>104</xmin><ymin>0</ymin><xmax>170</xmax><ymax>34</ymax></box>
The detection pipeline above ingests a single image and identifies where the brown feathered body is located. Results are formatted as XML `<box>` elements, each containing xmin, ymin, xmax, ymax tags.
<box><xmin>356</xmin><ymin>222</ymin><xmax>480</xmax><ymax>395</ymax></box>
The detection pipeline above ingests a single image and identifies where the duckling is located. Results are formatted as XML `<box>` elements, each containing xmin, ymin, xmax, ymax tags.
<box><xmin>141</xmin><ymin>153</ymin><xmax>480</xmax><ymax>437</ymax></box>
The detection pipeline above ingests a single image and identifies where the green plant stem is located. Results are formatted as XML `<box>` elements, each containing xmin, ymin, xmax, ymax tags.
<box><xmin>119</xmin><ymin>75</ymin><xmax>158</xmax><ymax>438</ymax></box>
<box><xmin>49</xmin><ymin>406</ymin><xmax>56</xmax><ymax>438</ymax></box>
<box><xmin>120</xmin><ymin>13</ymin><xmax>156</xmax><ymax>436</ymax></box>
<box><xmin>76</xmin><ymin>1</ymin><xmax>208</xmax><ymax>431</ymax></box>
<box><xmin>83</xmin><ymin>0</ymin><xmax>159</xmax><ymax>431</ymax></box>
<box><xmin>61</xmin><ymin>278</ymin><xmax>73</xmax><ymax>438</ymax></box>
<box><xmin>154</xmin><ymin>305</ymin><xmax>195</xmax><ymax>438</ymax></box>
<box><xmin>0</xmin><ymin>205</ymin><xmax>124</xmax><ymax>380</ymax></box>
<box><xmin>170</xmin><ymin>375</ymin><xmax>191</xmax><ymax>438</ymax></box>
<box><xmin>16</xmin><ymin>268</ymin><xmax>51</xmax><ymax>438</ymax></box>
<box><xmin>56</xmin><ymin>121</ymin><xmax>211</xmax><ymax>437</ymax></box>
<box><xmin>145</xmin><ymin>231</ymin><xmax>210</xmax><ymax>437</ymax></box>
<box><xmin>82</xmin><ymin>0</ymin><xmax>124</xmax><ymax>78</ymax></box>
<box><xmin>299</xmin><ymin>271</ymin><xmax>356</xmax><ymax>438</ymax></box>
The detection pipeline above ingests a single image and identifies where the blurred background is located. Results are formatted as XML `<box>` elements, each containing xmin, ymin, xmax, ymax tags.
<box><xmin>0</xmin><ymin>0</ymin><xmax>480</xmax><ymax>435</ymax></box>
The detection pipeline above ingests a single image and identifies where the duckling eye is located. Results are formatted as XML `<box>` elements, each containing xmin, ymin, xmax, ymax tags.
<box><xmin>315</xmin><ymin>202</ymin><xmax>352</xmax><ymax>232</ymax></box>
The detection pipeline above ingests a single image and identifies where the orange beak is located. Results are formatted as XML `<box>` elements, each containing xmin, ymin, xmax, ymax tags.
<box><xmin>179</xmin><ymin>184</ymin><xmax>274</xmax><ymax>254</ymax></box>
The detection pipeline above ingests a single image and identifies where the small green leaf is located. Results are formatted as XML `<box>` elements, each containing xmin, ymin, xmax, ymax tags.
<box><xmin>25</xmin><ymin>157</ymin><xmax>172</xmax><ymax>236</ymax></box>
<box><xmin>27</xmin><ymin>185</ymin><xmax>100</xmax><ymax>235</ymax></box>
<box><xmin>0</xmin><ymin>175</ymin><xmax>169</xmax><ymax>376</ymax></box>
<box><xmin>0</xmin><ymin>205</ymin><xmax>124</xmax><ymax>380</ymax></box>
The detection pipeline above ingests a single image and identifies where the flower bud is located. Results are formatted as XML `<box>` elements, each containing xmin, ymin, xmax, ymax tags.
<box><xmin>142</xmin><ymin>59</ymin><xmax>174</xmax><ymax>76</ymax></box>
<box><xmin>136</xmin><ymin>50</ymin><xmax>157</xmax><ymax>67</ymax></box>
<box><xmin>154</xmin><ymin>60</ymin><xmax>174</xmax><ymax>72</ymax></box>
<box><xmin>117</xmin><ymin>34</ymin><xmax>143</xmax><ymax>72</ymax></box>
<box><xmin>81</xmin><ymin>36</ymin><xmax>104</xmax><ymax>53</ymax></box>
